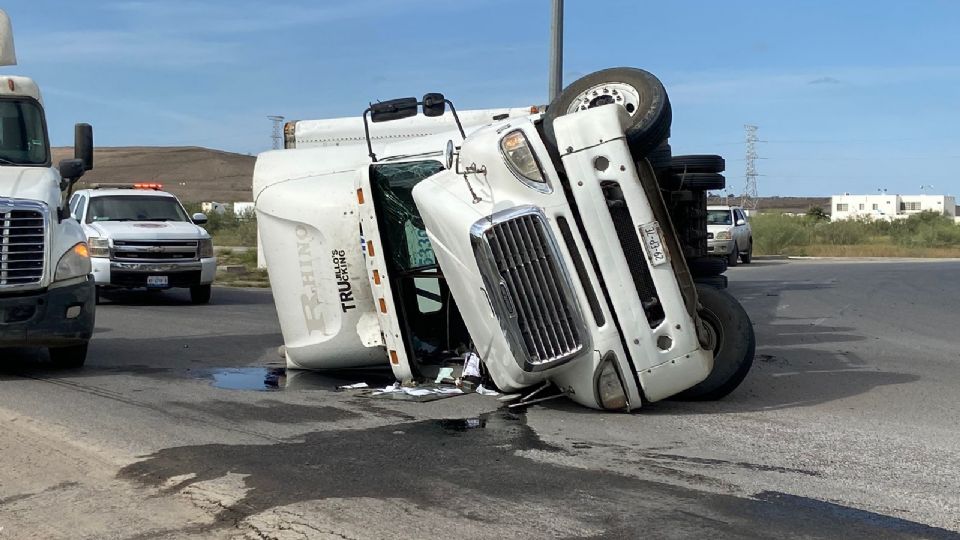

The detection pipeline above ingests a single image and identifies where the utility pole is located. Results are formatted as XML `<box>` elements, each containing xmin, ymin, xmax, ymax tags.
<box><xmin>268</xmin><ymin>115</ymin><xmax>285</xmax><ymax>150</ymax></box>
<box><xmin>741</xmin><ymin>124</ymin><xmax>759</xmax><ymax>210</ymax></box>
<box><xmin>548</xmin><ymin>0</ymin><xmax>564</xmax><ymax>101</ymax></box>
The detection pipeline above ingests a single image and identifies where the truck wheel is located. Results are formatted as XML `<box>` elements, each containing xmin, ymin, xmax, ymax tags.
<box><xmin>741</xmin><ymin>242</ymin><xmax>753</xmax><ymax>264</ymax></box>
<box><xmin>674</xmin><ymin>285</ymin><xmax>754</xmax><ymax>400</ymax></box>
<box><xmin>727</xmin><ymin>242</ymin><xmax>739</xmax><ymax>266</ymax></box>
<box><xmin>688</xmin><ymin>256</ymin><xmax>727</xmax><ymax>277</ymax></box>
<box><xmin>543</xmin><ymin>67</ymin><xmax>672</xmax><ymax>158</ymax></box>
<box><xmin>646</xmin><ymin>141</ymin><xmax>673</xmax><ymax>172</ymax></box>
<box><xmin>669</xmin><ymin>155</ymin><xmax>725</xmax><ymax>174</ymax></box>
<box><xmin>667</xmin><ymin>172</ymin><xmax>725</xmax><ymax>191</ymax></box>
<box><xmin>190</xmin><ymin>284</ymin><xmax>212</xmax><ymax>304</ymax></box>
<box><xmin>49</xmin><ymin>343</ymin><xmax>88</xmax><ymax>369</ymax></box>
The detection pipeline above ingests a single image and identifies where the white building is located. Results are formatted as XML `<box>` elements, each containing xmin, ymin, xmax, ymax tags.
<box><xmin>830</xmin><ymin>194</ymin><xmax>957</xmax><ymax>221</ymax></box>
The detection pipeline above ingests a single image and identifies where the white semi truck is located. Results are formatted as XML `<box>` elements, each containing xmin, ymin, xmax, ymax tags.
<box><xmin>0</xmin><ymin>11</ymin><xmax>96</xmax><ymax>367</ymax></box>
<box><xmin>255</xmin><ymin>69</ymin><xmax>754</xmax><ymax>410</ymax></box>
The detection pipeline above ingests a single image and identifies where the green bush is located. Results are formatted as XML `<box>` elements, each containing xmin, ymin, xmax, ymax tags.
<box><xmin>890</xmin><ymin>211</ymin><xmax>960</xmax><ymax>247</ymax></box>
<box><xmin>183</xmin><ymin>202</ymin><xmax>258</xmax><ymax>247</ymax></box>
<box><xmin>750</xmin><ymin>213</ymin><xmax>811</xmax><ymax>254</ymax></box>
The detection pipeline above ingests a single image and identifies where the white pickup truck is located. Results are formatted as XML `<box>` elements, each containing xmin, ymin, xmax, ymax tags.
<box><xmin>69</xmin><ymin>184</ymin><xmax>217</xmax><ymax>304</ymax></box>
<box><xmin>255</xmin><ymin>68</ymin><xmax>755</xmax><ymax>410</ymax></box>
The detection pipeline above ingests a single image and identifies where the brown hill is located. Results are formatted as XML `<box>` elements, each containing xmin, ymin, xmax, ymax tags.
<box><xmin>52</xmin><ymin>146</ymin><xmax>255</xmax><ymax>203</ymax></box>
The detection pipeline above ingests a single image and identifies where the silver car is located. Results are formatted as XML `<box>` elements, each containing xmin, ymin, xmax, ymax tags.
<box><xmin>707</xmin><ymin>205</ymin><xmax>753</xmax><ymax>265</ymax></box>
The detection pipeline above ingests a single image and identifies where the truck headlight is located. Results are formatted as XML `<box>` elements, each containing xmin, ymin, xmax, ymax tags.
<box><xmin>596</xmin><ymin>356</ymin><xmax>628</xmax><ymax>411</ymax></box>
<box><xmin>714</xmin><ymin>230</ymin><xmax>732</xmax><ymax>240</ymax></box>
<box><xmin>198</xmin><ymin>238</ymin><xmax>214</xmax><ymax>258</ymax></box>
<box><xmin>500</xmin><ymin>130</ymin><xmax>549</xmax><ymax>192</ymax></box>
<box><xmin>87</xmin><ymin>237</ymin><xmax>110</xmax><ymax>258</ymax></box>
<box><xmin>55</xmin><ymin>243</ymin><xmax>92</xmax><ymax>281</ymax></box>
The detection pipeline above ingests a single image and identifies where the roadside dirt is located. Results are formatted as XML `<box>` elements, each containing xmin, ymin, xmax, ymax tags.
<box><xmin>0</xmin><ymin>408</ymin><xmax>231</xmax><ymax>540</ymax></box>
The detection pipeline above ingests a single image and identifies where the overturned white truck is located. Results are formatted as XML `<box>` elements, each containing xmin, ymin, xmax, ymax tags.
<box><xmin>254</xmin><ymin>68</ymin><xmax>754</xmax><ymax>410</ymax></box>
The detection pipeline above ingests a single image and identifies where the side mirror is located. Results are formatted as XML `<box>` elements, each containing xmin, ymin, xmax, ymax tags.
<box><xmin>370</xmin><ymin>97</ymin><xmax>418</xmax><ymax>123</ymax></box>
<box><xmin>422</xmin><ymin>93</ymin><xmax>446</xmax><ymax>117</ymax></box>
<box><xmin>58</xmin><ymin>158</ymin><xmax>85</xmax><ymax>190</ymax></box>
<box><xmin>192</xmin><ymin>212</ymin><xmax>208</xmax><ymax>225</ymax></box>
<box><xmin>74</xmin><ymin>123</ymin><xmax>94</xmax><ymax>171</ymax></box>
<box><xmin>736</xmin><ymin>219</ymin><xmax>746</xmax><ymax>226</ymax></box>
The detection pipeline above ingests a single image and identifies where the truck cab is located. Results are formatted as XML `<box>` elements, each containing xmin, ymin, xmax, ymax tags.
<box><xmin>0</xmin><ymin>11</ymin><xmax>95</xmax><ymax>367</ymax></box>
<box><xmin>256</xmin><ymin>69</ymin><xmax>755</xmax><ymax>410</ymax></box>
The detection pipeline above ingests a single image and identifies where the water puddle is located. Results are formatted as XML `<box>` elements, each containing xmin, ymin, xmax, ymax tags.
<box><xmin>207</xmin><ymin>366</ymin><xmax>396</xmax><ymax>392</ymax></box>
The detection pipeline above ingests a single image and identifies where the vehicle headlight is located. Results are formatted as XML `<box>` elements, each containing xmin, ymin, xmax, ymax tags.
<box><xmin>198</xmin><ymin>238</ymin><xmax>214</xmax><ymax>258</ymax></box>
<box><xmin>714</xmin><ymin>230</ymin><xmax>732</xmax><ymax>240</ymax></box>
<box><xmin>87</xmin><ymin>237</ymin><xmax>110</xmax><ymax>258</ymax></box>
<box><xmin>500</xmin><ymin>130</ymin><xmax>549</xmax><ymax>192</ymax></box>
<box><xmin>596</xmin><ymin>356</ymin><xmax>628</xmax><ymax>411</ymax></box>
<box><xmin>55</xmin><ymin>243</ymin><xmax>92</xmax><ymax>281</ymax></box>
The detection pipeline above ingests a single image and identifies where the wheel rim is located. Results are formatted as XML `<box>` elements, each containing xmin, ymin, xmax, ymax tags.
<box><xmin>699</xmin><ymin>306</ymin><xmax>724</xmax><ymax>355</ymax></box>
<box><xmin>566</xmin><ymin>82</ymin><xmax>642</xmax><ymax>116</ymax></box>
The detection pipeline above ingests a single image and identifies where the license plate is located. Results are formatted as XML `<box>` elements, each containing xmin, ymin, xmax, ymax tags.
<box><xmin>147</xmin><ymin>275</ymin><xmax>169</xmax><ymax>288</ymax></box>
<box><xmin>638</xmin><ymin>221</ymin><xmax>669</xmax><ymax>267</ymax></box>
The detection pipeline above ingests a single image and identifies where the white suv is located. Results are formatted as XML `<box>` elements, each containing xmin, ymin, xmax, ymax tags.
<box><xmin>707</xmin><ymin>205</ymin><xmax>752</xmax><ymax>265</ymax></box>
<box><xmin>68</xmin><ymin>184</ymin><xmax>217</xmax><ymax>303</ymax></box>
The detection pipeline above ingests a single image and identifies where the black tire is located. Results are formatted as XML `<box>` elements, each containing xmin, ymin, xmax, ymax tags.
<box><xmin>688</xmin><ymin>256</ymin><xmax>727</xmax><ymax>277</ymax></box>
<box><xmin>741</xmin><ymin>241</ymin><xmax>753</xmax><ymax>264</ymax></box>
<box><xmin>190</xmin><ymin>284</ymin><xmax>212</xmax><ymax>304</ymax></box>
<box><xmin>646</xmin><ymin>141</ymin><xmax>673</xmax><ymax>172</ymax></box>
<box><xmin>95</xmin><ymin>286</ymin><xmax>102</xmax><ymax>305</ymax></box>
<box><xmin>666</xmin><ymin>172</ymin><xmax>725</xmax><ymax>191</ymax></box>
<box><xmin>727</xmin><ymin>242</ymin><xmax>739</xmax><ymax>266</ymax></box>
<box><xmin>669</xmin><ymin>155</ymin><xmax>725</xmax><ymax>175</ymax></box>
<box><xmin>49</xmin><ymin>343</ymin><xmax>88</xmax><ymax>368</ymax></box>
<box><xmin>544</xmin><ymin>67</ymin><xmax>672</xmax><ymax>158</ymax></box>
<box><xmin>693</xmin><ymin>274</ymin><xmax>728</xmax><ymax>290</ymax></box>
<box><xmin>674</xmin><ymin>285</ymin><xmax>755</xmax><ymax>400</ymax></box>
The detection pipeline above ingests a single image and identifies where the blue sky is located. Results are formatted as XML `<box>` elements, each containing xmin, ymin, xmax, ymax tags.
<box><xmin>4</xmin><ymin>0</ymin><xmax>960</xmax><ymax>197</ymax></box>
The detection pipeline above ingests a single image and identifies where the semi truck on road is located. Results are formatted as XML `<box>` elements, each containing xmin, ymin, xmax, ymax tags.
<box><xmin>254</xmin><ymin>68</ymin><xmax>755</xmax><ymax>410</ymax></box>
<box><xmin>0</xmin><ymin>11</ymin><xmax>96</xmax><ymax>367</ymax></box>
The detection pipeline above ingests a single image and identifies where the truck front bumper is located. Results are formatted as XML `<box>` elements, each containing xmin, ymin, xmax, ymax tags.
<box><xmin>91</xmin><ymin>258</ymin><xmax>217</xmax><ymax>288</ymax></box>
<box><xmin>0</xmin><ymin>277</ymin><xmax>96</xmax><ymax>348</ymax></box>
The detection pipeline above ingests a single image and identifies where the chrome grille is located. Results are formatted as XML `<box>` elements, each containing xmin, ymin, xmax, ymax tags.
<box><xmin>1</xmin><ymin>207</ymin><xmax>46</xmax><ymax>287</ymax></box>
<box><xmin>112</xmin><ymin>240</ymin><xmax>198</xmax><ymax>261</ymax></box>
<box><xmin>472</xmin><ymin>207</ymin><xmax>588</xmax><ymax>371</ymax></box>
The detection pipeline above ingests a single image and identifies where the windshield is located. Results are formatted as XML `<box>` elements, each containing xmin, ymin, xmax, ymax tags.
<box><xmin>370</xmin><ymin>160</ymin><xmax>445</xmax><ymax>272</ymax></box>
<box><xmin>86</xmin><ymin>195</ymin><xmax>190</xmax><ymax>223</ymax></box>
<box><xmin>0</xmin><ymin>98</ymin><xmax>49</xmax><ymax>165</ymax></box>
<box><xmin>707</xmin><ymin>209</ymin><xmax>733</xmax><ymax>226</ymax></box>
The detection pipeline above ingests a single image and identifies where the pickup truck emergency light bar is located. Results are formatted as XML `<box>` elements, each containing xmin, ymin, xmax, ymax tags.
<box><xmin>90</xmin><ymin>183</ymin><xmax>164</xmax><ymax>190</ymax></box>
<box><xmin>362</xmin><ymin>93</ymin><xmax>466</xmax><ymax>162</ymax></box>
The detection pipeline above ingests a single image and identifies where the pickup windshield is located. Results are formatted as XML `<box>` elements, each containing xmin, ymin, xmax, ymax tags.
<box><xmin>0</xmin><ymin>98</ymin><xmax>49</xmax><ymax>165</ymax></box>
<box><xmin>707</xmin><ymin>210</ymin><xmax>733</xmax><ymax>225</ymax></box>
<box><xmin>86</xmin><ymin>195</ymin><xmax>190</xmax><ymax>223</ymax></box>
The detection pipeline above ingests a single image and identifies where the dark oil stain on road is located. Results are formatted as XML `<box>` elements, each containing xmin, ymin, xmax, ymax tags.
<box><xmin>119</xmin><ymin>411</ymin><xmax>958</xmax><ymax>539</ymax></box>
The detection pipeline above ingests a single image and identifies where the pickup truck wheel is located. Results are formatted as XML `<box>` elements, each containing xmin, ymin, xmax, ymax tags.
<box><xmin>543</xmin><ymin>67</ymin><xmax>672</xmax><ymax>158</ymax></box>
<box><xmin>190</xmin><ymin>284</ymin><xmax>212</xmax><ymax>304</ymax></box>
<box><xmin>49</xmin><ymin>343</ymin><xmax>88</xmax><ymax>369</ymax></box>
<box><xmin>727</xmin><ymin>242</ymin><xmax>739</xmax><ymax>266</ymax></box>
<box><xmin>741</xmin><ymin>242</ymin><xmax>753</xmax><ymax>264</ymax></box>
<box><xmin>674</xmin><ymin>285</ymin><xmax>754</xmax><ymax>400</ymax></box>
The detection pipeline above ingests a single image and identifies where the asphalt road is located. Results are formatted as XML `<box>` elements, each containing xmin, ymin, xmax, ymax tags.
<box><xmin>1</xmin><ymin>260</ymin><xmax>959</xmax><ymax>539</ymax></box>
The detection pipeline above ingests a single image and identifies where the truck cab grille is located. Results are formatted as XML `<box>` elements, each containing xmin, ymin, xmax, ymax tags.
<box><xmin>1</xmin><ymin>207</ymin><xmax>46</xmax><ymax>287</ymax></box>
<box><xmin>472</xmin><ymin>207</ymin><xmax>589</xmax><ymax>371</ymax></box>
